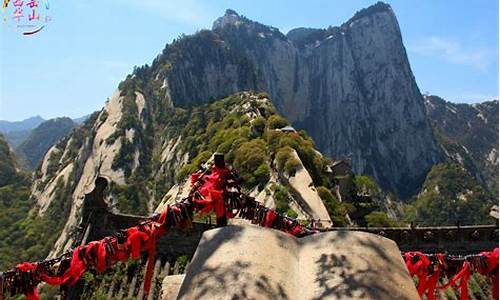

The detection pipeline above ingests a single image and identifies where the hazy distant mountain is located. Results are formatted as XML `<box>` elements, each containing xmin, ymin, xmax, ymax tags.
<box><xmin>3</xmin><ymin>130</ymin><xmax>32</xmax><ymax>149</ymax></box>
<box><xmin>72</xmin><ymin>114</ymin><xmax>90</xmax><ymax>124</ymax></box>
<box><xmin>0</xmin><ymin>116</ymin><xmax>44</xmax><ymax>133</ymax></box>
<box><xmin>15</xmin><ymin>117</ymin><xmax>76</xmax><ymax>169</ymax></box>
<box><xmin>0</xmin><ymin>114</ymin><xmax>88</xmax><ymax>150</ymax></box>
<box><xmin>0</xmin><ymin>134</ymin><xmax>38</xmax><ymax>270</ymax></box>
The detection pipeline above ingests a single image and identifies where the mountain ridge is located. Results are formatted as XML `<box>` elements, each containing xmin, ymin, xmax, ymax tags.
<box><xmin>16</xmin><ymin>117</ymin><xmax>77</xmax><ymax>170</ymax></box>
<box><xmin>424</xmin><ymin>95</ymin><xmax>499</xmax><ymax>193</ymax></box>
<box><xmin>0</xmin><ymin>116</ymin><xmax>44</xmax><ymax>133</ymax></box>
<box><xmin>1</xmin><ymin>115</ymin><xmax>89</xmax><ymax>150</ymax></box>
<box><xmin>30</xmin><ymin>91</ymin><xmax>358</xmax><ymax>257</ymax></box>
<box><xmin>123</xmin><ymin>2</ymin><xmax>443</xmax><ymax>198</ymax></box>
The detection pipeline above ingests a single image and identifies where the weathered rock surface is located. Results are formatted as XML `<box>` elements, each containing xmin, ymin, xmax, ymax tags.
<box><xmin>152</xmin><ymin>3</ymin><xmax>442</xmax><ymax>198</ymax></box>
<box><xmin>32</xmin><ymin>90</ymin><xmax>133</xmax><ymax>256</ymax></box>
<box><xmin>161</xmin><ymin>275</ymin><xmax>185</xmax><ymax>300</ymax></box>
<box><xmin>175</xmin><ymin>225</ymin><xmax>419</xmax><ymax>299</ymax></box>
<box><xmin>283</xmin><ymin>150</ymin><xmax>331</xmax><ymax>226</ymax></box>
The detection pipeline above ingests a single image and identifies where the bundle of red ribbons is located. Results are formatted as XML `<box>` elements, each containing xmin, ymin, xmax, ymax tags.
<box><xmin>405</xmin><ymin>248</ymin><xmax>499</xmax><ymax>300</ymax></box>
<box><xmin>0</xmin><ymin>161</ymin><xmax>498</xmax><ymax>300</ymax></box>
<box><xmin>0</xmin><ymin>199</ymin><xmax>194</xmax><ymax>300</ymax></box>
<box><xmin>0</xmin><ymin>162</ymin><xmax>310</xmax><ymax>300</ymax></box>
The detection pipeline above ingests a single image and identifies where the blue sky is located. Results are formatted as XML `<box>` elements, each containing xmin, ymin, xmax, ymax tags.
<box><xmin>1</xmin><ymin>0</ymin><xmax>498</xmax><ymax>121</ymax></box>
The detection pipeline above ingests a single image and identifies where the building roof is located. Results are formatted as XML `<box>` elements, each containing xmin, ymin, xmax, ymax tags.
<box><xmin>279</xmin><ymin>126</ymin><xmax>296</xmax><ymax>132</ymax></box>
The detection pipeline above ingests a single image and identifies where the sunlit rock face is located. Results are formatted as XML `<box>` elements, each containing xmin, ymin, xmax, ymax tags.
<box><xmin>159</xmin><ymin>3</ymin><xmax>442</xmax><ymax>198</ymax></box>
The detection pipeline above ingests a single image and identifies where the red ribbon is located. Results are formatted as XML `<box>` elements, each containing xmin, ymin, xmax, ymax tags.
<box><xmin>290</xmin><ymin>225</ymin><xmax>303</xmax><ymax>236</ymax></box>
<box><xmin>404</xmin><ymin>252</ymin><xmax>430</xmax><ymax>276</ymax></box>
<box><xmin>422</xmin><ymin>269</ymin><xmax>441</xmax><ymax>300</ymax></box>
<box><xmin>126</xmin><ymin>227</ymin><xmax>150</xmax><ymax>259</ymax></box>
<box><xmin>263</xmin><ymin>210</ymin><xmax>277</xmax><ymax>228</ymax></box>
<box><xmin>96</xmin><ymin>241</ymin><xmax>107</xmax><ymax>272</ymax></box>
<box><xmin>478</xmin><ymin>248</ymin><xmax>499</xmax><ymax>300</ymax></box>
<box><xmin>404</xmin><ymin>252</ymin><xmax>437</xmax><ymax>298</ymax></box>
<box><xmin>404</xmin><ymin>249</ymin><xmax>499</xmax><ymax>300</ymax></box>
<box><xmin>142</xmin><ymin>222</ymin><xmax>165</xmax><ymax>296</ymax></box>
<box><xmin>192</xmin><ymin>167</ymin><xmax>230</xmax><ymax>218</ymax></box>
<box><xmin>439</xmin><ymin>261</ymin><xmax>471</xmax><ymax>300</ymax></box>
<box><xmin>40</xmin><ymin>247</ymin><xmax>85</xmax><ymax>286</ymax></box>
<box><xmin>16</xmin><ymin>262</ymin><xmax>39</xmax><ymax>300</ymax></box>
<box><xmin>111</xmin><ymin>238</ymin><xmax>130</xmax><ymax>262</ymax></box>
<box><xmin>143</xmin><ymin>235</ymin><xmax>157</xmax><ymax>296</ymax></box>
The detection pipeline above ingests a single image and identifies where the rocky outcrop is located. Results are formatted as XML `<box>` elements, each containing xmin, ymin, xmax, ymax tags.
<box><xmin>282</xmin><ymin>150</ymin><xmax>331</xmax><ymax>225</ymax></box>
<box><xmin>148</xmin><ymin>3</ymin><xmax>442</xmax><ymax>198</ymax></box>
<box><xmin>174</xmin><ymin>226</ymin><xmax>419</xmax><ymax>299</ymax></box>
<box><xmin>424</xmin><ymin>95</ymin><xmax>499</xmax><ymax>192</ymax></box>
<box><xmin>31</xmin><ymin>90</ymin><xmax>133</xmax><ymax>256</ymax></box>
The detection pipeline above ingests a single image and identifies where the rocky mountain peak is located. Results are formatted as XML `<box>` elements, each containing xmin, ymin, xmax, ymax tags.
<box><xmin>145</xmin><ymin>2</ymin><xmax>444</xmax><ymax>198</ymax></box>
<box><xmin>286</xmin><ymin>2</ymin><xmax>397</xmax><ymax>50</ymax></box>
<box><xmin>224</xmin><ymin>9</ymin><xmax>239</xmax><ymax>16</ymax></box>
<box><xmin>211</xmin><ymin>8</ymin><xmax>283</xmax><ymax>40</ymax></box>
<box><xmin>212</xmin><ymin>9</ymin><xmax>244</xmax><ymax>30</ymax></box>
<box><xmin>343</xmin><ymin>2</ymin><xmax>393</xmax><ymax>26</ymax></box>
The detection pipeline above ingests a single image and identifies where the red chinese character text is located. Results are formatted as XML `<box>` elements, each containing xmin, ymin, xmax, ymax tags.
<box><xmin>12</xmin><ymin>7</ymin><xmax>23</xmax><ymax>21</ymax></box>
<box><xmin>26</xmin><ymin>0</ymin><xmax>37</xmax><ymax>8</ymax></box>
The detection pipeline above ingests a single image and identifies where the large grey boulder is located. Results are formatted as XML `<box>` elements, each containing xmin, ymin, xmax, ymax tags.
<box><xmin>170</xmin><ymin>225</ymin><xmax>419</xmax><ymax>299</ymax></box>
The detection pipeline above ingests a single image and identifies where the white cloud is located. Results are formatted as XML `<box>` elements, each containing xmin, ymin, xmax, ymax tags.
<box><xmin>409</xmin><ymin>36</ymin><xmax>495</xmax><ymax>71</ymax></box>
<box><xmin>115</xmin><ymin>0</ymin><xmax>217</xmax><ymax>28</ymax></box>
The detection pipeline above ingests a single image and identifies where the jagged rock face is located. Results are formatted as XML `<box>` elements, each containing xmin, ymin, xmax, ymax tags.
<box><xmin>424</xmin><ymin>95</ymin><xmax>499</xmax><ymax>191</ymax></box>
<box><xmin>153</xmin><ymin>3</ymin><xmax>442</xmax><ymax>198</ymax></box>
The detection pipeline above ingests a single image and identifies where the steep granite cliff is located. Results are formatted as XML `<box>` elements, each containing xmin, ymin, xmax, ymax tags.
<box><xmin>145</xmin><ymin>3</ymin><xmax>442</xmax><ymax>198</ymax></box>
